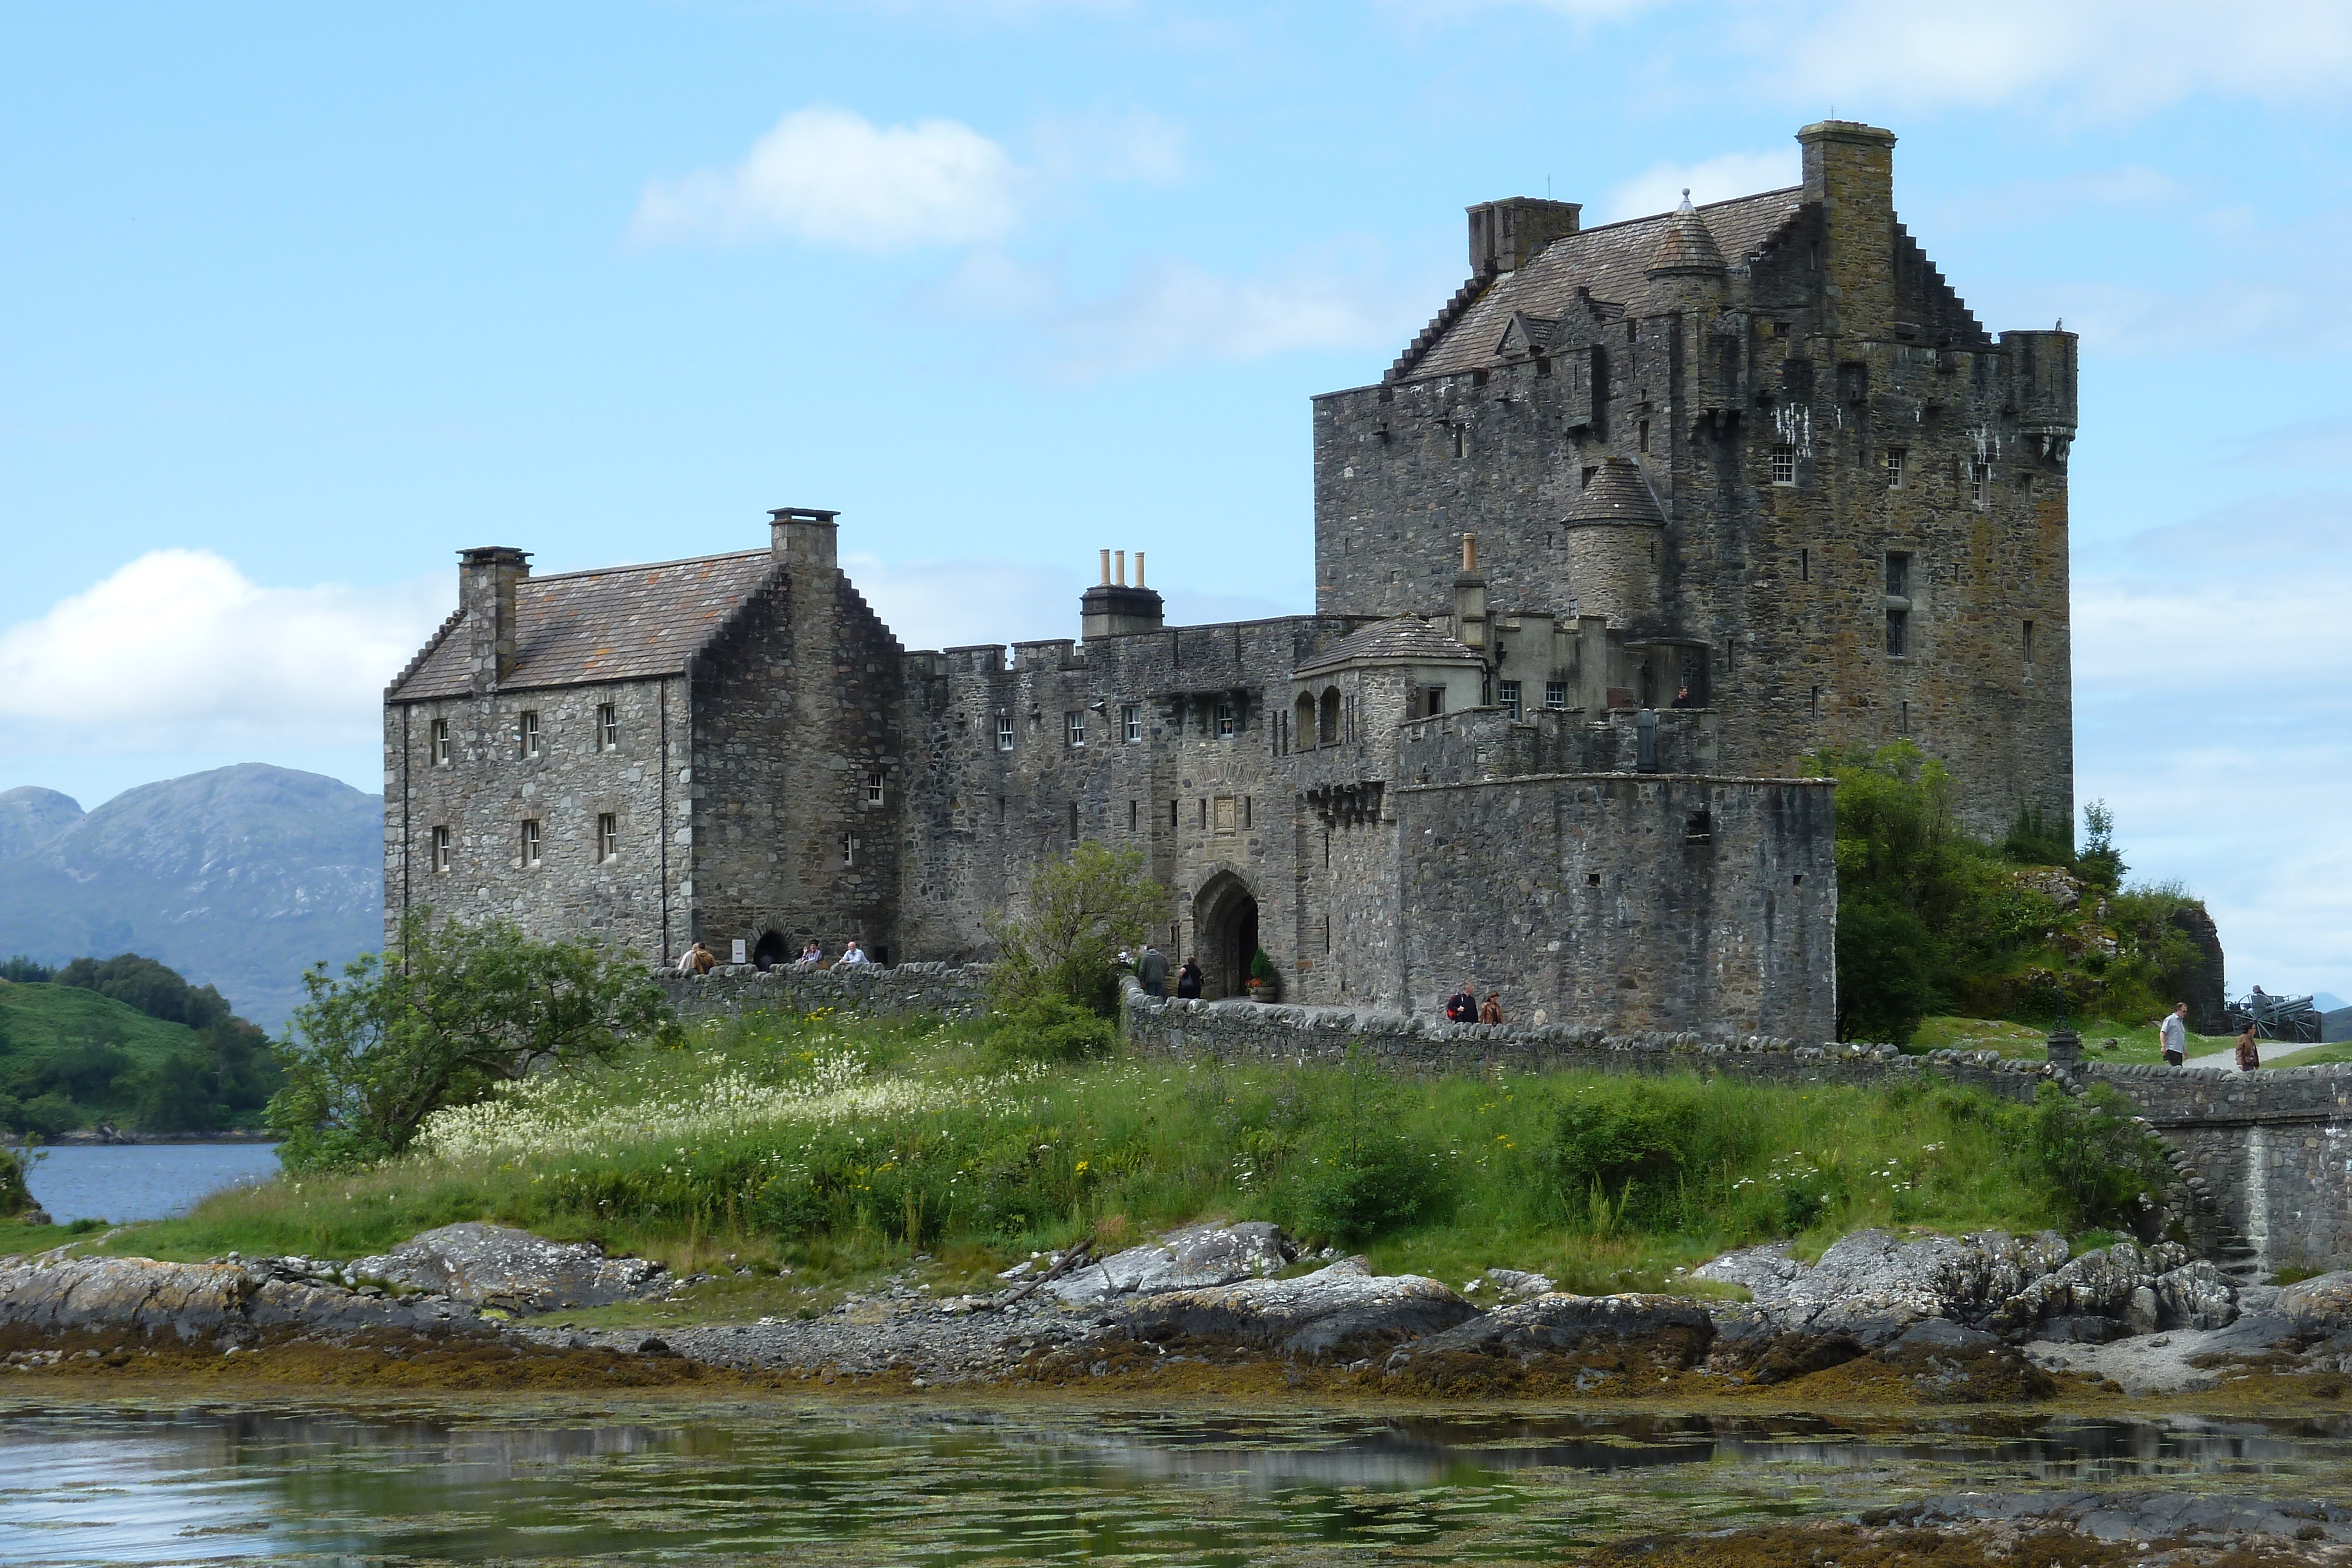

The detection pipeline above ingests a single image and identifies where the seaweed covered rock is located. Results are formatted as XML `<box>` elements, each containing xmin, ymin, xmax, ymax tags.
<box><xmin>1697</xmin><ymin>1230</ymin><xmax>2071</xmax><ymax>1347</ymax></box>
<box><xmin>347</xmin><ymin>1223</ymin><xmax>666</xmax><ymax>1313</ymax></box>
<box><xmin>0</xmin><ymin>1254</ymin><xmax>482</xmax><ymax>1347</ymax></box>
<box><xmin>2279</xmin><ymin>1272</ymin><xmax>2352</xmax><ymax>1340</ymax></box>
<box><xmin>1102</xmin><ymin>1257</ymin><xmax>1474</xmax><ymax>1362</ymax></box>
<box><xmin>1876</xmin><ymin>1318</ymin><xmax>2056</xmax><ymax>1403</ymax></box>
<box><xmin>1384</xmin><ymin>1292</ymin><xmax>1713</xmax><ymax>1394</ymax></box>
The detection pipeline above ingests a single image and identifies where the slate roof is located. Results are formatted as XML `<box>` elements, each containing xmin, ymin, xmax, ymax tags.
<box><xmin>1294</xmin><ymin>616</ymin><xmax>1484</xmax><ymax>678</ymax></box>
<box><xmin>1405</xmin><ymin>188</ymin><xmax>1805</xmax><ymax>380</ymax></box>
<box><xmin>1647</xmin><ymin>196</ymin><xmax>1728</xmax><ymax>275</ymax></box>
<box><xmin>388</xmin><ymin>550</ymin><xmax>779</xmax><ymax>700</ymax></box>
<box><xmin>1564</xmin><ymin>458</ymin><xmax>1667</xmax><ymax>525</ymax></box>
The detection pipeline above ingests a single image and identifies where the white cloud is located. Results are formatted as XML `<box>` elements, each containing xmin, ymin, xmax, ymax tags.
<box><xmin>1596</xmin><ymin>149</ymin><xmax>1799</xmax><ymax>224</ymax></box>
<box><xmin>631</xmin><ymin>106</ymin><xmax>1024</xmax><ymax>252</ymax></box>
<box><xmin>0</xmin><ymin>551</ymin><xmax>443</xmax><ymax>752</ymax></box>
<box><xmin>927</xmin><ymin>248</ymin><xmax>1434</xmax><ymax>377</ymax></box>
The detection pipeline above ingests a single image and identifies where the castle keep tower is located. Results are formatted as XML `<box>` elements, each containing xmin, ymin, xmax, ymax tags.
<box><xmin>1312</xmin><ymin>121</ymin><xmax>2076</xmax><ymax>835</ymax></box>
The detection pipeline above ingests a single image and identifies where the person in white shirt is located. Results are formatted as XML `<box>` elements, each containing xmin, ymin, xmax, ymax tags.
<box><xmin>2159</xmin><ymin>1001</ymin><xmax>2189</xmax><ymax>1066</ymax></box>
<box><xmin>837</xmin><ymin>940</ymin><xmax>870</xmax><ymax>966</ymax></box>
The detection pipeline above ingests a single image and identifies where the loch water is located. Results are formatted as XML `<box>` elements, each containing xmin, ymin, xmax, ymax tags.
<box><xmin>24</xmin><ymin>1143</ymin><xmax>282</xmax><ymax>1225</ymax></box>
<box><xmin>5</xmin><ymin>1398</ymin><xmax>2351</xmax><ymax>1565</ymax></box>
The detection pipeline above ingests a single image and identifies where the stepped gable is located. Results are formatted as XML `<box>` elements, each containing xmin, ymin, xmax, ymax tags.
<box><xmin>1408</xmin><ymin>188</ymin><xmax>1802</xmax><ymax>380</ymax></box>
<box><xmin>388</xmin><ymin>550</ymin><xmax>778</xmax><ymax>699</ymax></box>
<box><xmin>1293</xmin><ymin>615</ymin><xmax>1482</xmax><ymax>678</ymax></box>
<box><xmin>1563</xmin><ymin>458</ymin><xmax>1666</xmax><ymax>524</ymax></box>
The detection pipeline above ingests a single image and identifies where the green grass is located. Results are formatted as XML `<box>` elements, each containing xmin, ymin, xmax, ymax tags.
<box><xmin>0</xmin><ymin>981</ymin><xmax>204</xmax><ymax>1066</ymax></box>
<box><xmin>9</xmin><ymin>1009</ymin><xmax>2167</xmax><ymax>1310</ymax></box>
<box><xmin>1910</xmin><ymin>1014</ymin><xmax>2237</xmax><ymax>1066</ymax></box>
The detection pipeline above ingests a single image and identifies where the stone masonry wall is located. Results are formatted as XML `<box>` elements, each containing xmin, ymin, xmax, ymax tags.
<box><xmin>657</xmin><ymin>960</ymin><xmax>988</xmax><ymax>1022</ymax></box>
<box><xmin>383</xmin><ymin>674</ymin><xmax>685</xmax><ymax>959</ymax></box>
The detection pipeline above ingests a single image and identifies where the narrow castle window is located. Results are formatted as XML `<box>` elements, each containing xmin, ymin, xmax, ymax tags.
<box><xmin>1216</xmin><ymin>701</ymin><xmax>1236</xmax><ymax>738</ymax></box>
<box><xmin>1242</xmin><ymin>796</ymin><xmax>1253</xmax><ymax>830</ymax></box>
<box><xmin>1422</xmin><ymin>686</ymin><xmax>1445</xmax><ymax>718</ymax></box>
<box><xmin>841</xmin><ymin>832</ymin><xmax>857</xmax><ymax>867</ymax></box>
<box><xmin>1885</xmin><ymin>551</ymin><xmax>1911</xmax><ymax>598</ymax></box>
<box><xmin>1900</xmin><ymin>700</ymin><xmax>1911</xmax><ymax>733</ymax></box>
<box><xmin>1129</xmin><ymin>800</ymin><xmax>1139</xmax><ymax>833</ymax></box>
<box><xmin>1770</xmin><ymin>446</ymin><xmax>1796</xmax><ymax>486</ymax></box>
<box><xmin>1170</xmin><ymin>798</ymin><xmax>1179</xmax><ymax>830</ymax></box>
<box><xmin>1810</xmin><ymin>684</ymin><xmax>1821</xmax><ymax>713</ymax></box>
<box><xmin>1886</xmin><ymin>609</ymin><xmax>1909</xmax><ymax>657</ymax></box>
<box><xmin>1883</xmin><ymin>447</ymin><xmax>1907</xmax><ymax>487</ymax></box>
<box><xmin>1068</xmin><ymin>801</ymin><xmax>1080</xmax><ymax>841</ymax></box>
<box><xmin>1065</xmin><ymin>711</ymin><xmax>1085</xmax><ymax>747</ymax></box>
<box><xmin>1545</xmin><ymin>680</ymin><xmax>1567</xmax><ymax>710</ymax></box>
<box><xmin>598</xmin><ymin>703</ymin><xmax>619</xmax><ymax>750</ymax></box>
<box><xmin>865</xmin><ymin>770</ymin><xmax>885</xmax><ymax>805</ymax></box>
<box><xmin>1970</xmin><ymin>459</ymin><xmax>1991</xmax><ymax>509</ymax></box>
<box><xmin>519</xmin><ymin>710</ymin><xmax>542</xmax><ymax>759</ymax></box>
<box><xmin>432</xmin><ymin>718</ymin><xmax>451</xmax><ymax>766</ymax></box>
<box><xmin>1122</xmin><ymin>703</ymin><xmax>1141</xmax><ymax>743</ymax></box>
<box><xmin>1639</xmin><ymin>420</ymin><xmax>1651</xmax><ymax>454</ymax></box>
<box><xmin>1318</xmin><ymin>688</ymin><xmax>1341</xmax><ymax>745</ymax></box>
<box><xmin>1198</xmin><ymin>798</ymin><xmax>1208</xmax><ymax>830</ymax></box>
<box><xmin>521</xmin><ymin>818</ymin><xmax>541</xmax><ymax>868</ymax></box>
<box><xmin>995</xmin><ymin>711</ymin><xmax>1014</xmax><ymax>751</ymax></box>
<box><xmin>597</xmin><ymin>813</ymin><xmax>619</xmax><ymax>862</ymax></box>
<box><xmin>2023</xmin><ymin>620</ymin><xmax>2036</xmax><ymax>666</ymax></box>
<box><xmin>1450</xmin><ymin>424</ymin><xmax>1466</xmax><ymax>459</ymax></box>
<box><xmin>430</xmin><ymin>825</ymin><xmax>452</xmax><ymax>874</ymax></box>
<box><xmin>1499</xmin><ymin>680</ymin><xmax>1522</xmax><ymax>720</ymax></box>
<box><xmin>1799</xmin><ymin>548</ymin><xmax>1810</xmax><ymax>581</ymax></box>
<box><xmin>1295</xmin><ymin>692</ymin><xmax>1316</xmax><ymax>749</ymax></box>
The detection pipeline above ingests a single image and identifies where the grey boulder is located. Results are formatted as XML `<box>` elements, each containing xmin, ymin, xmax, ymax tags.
<box><xmin>1043</xmin><ymin>1221</ymin><xmax>1292</xmax><ymax>1305</ymax></box>
<box><xmin>0</xmin><ymin>1254</ymin><xmax>479</xmax><ymax>1345</ymax></box>
<box><xmin>348</xmin><ymin>1223</ymin><xmax>666</xmax><ymax>1313</ymax></box>
<box><xmin>1386</xmin><ymin>1292</ymin><xmax>1713</xmax><ymax>1379</ymax></box>
<box><xmin>1697</xmin><ymin>1229</ymin><xmax>2070</xmax><ymax>1348</ymax></box>
<box><xmin>2279</xmin><ymin>1271</ymin><xmax>2352</xmax><ymax>1339</ymax></box>
<box><xmin>1104</xmin><ymin>1257</ymin><xmax>1475</xmax><ymax>1361</ymax></box>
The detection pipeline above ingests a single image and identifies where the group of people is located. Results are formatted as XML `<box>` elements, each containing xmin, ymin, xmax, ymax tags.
<box><xmin>1445</xmin><ymin>983</ymin><xmax>1504</xmax><ymax>1025</ymax></box>
<box><xmin>1131</xmin><ymin>944</ymin><xmax>1204</xmax><ymax>1000</ymax></box>
<box><xmin>674</xmin><ymin>937</ymin><xmax>870</xmax><ymax>977</ymax></box>
<box><xmin>2157</xmin><ymin>999</ymin><xmax>2264</xmax><ymax>1071</ymax></box>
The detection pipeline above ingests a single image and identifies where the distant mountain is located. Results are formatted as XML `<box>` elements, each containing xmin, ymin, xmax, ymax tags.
<box><xmin>0</xmin><ymin>765</ymin><xmax>383</xmax><ymax>1032</ymax></box>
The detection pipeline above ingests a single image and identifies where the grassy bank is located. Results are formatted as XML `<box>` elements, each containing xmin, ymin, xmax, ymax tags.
<box><xmin>1909</xmin><ymin>1014</ymin><xmax>2239</xmax><ymax>1065</ymax></box>
<box><xmin>9</xmin><ymin>1009</ymin><xmax>2168</xmax><ymax>1306</ymax></box>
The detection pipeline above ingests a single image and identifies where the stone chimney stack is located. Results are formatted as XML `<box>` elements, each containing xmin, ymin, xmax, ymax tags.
<box><xmin>1798</xmin><ymin>121</ymin><xmax>1898</xmax><ymax>342</ymax></box>
<box><xmin>1081</xmin><ymin>546</ymin><xmax>1165</xmax><ymax>640</ymax></box>
<box><xmin>1466</xmin><ymin>197</ymin><xmax>1582</xmax><ymax>275</ymax></box>
<box><xmin>769</xmin><ymin>506</ymin><xmax>840</xmax><ymax>571</ymax></box>
<box><xmin>459</xmin><ymin>546</ymin><xmax>530</xmax><ymax>694</ymax></box>
<box><xmin>1452</xmin><ymin>533</ymin><xmax>1488</xmax><ymax>650</ymax></box>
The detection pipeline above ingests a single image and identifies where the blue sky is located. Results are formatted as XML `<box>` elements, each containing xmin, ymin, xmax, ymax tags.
<box><xmin>4</xmin><ymin>1</ymin><xmax>2348</xmax><ymax>998</ymax></box>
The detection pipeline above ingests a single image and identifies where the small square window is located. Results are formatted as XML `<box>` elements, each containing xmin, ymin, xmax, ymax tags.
<box><xmin>430</xmin><ymin>825</ymin><xmax>452</xmax><ymax>874</ymax></box>
<box><xmin>431</xmin><ymin>718</ymin><xmax>451</xmax><ymax>766</ymax></box>
<box><xmin>994</xmin><ymin>711</ymin><xmax>1014</xmax><ymax>751</ymax></box>
<box><xmin>521</xmin><ymin>818</ymin><xmax>541</xmax><ymax>868</ymax></box>
<box><xmin>597</xmin><ymin>813</ymin><xmax>619</xmax><ymax>862</ymax></box>
<box><xmin>1886</xmin><ymin>608</ymin><xmax>1910</xmax><ymax>657</ymax></box>
<box><xmin>1883</xmin><ymin>447</ymin><xmax>1907</xmax><ymax>487</ymax></box>
<box><xmin>1215</xmin><ymin>702</ymin><xmax>1235</xmax><ymax>737</ymax></box>
<box><xmin>1122</xmin><ymin>703</ymin><xmax>1141</xmax><ymax>743</ymax></box>
<box><xmin>1498</xmin><ymin>680</ymin><xmax>1521</xmax><ymax>720</ymax></box>
<box><xmin>1770</xmin><ymin>445</ymin><xmax>1797</xmax><ymax>486</ymax></box>
<box><xmin>518</xmin><ymin>710</ymin><xmax>542</xmax><ymax>760</ymax></box>
<box><xmin>598</xmin><ymin>703</ymin><xmax>619</xmax><ymax>750</ymax></box>
<box><xmin>1065</xmin><ymin>711</ymin><xmax>1086</xmax><ymax>747</ymax></box>
<box><xmin>1544</xmin><ymin>680</ymin><xmax>1567</xmax><ymax>710</ymax></box>
<box><xmin>865</xmin><ymin>769</ymin><xmax>885</xmax><ymax>806</ymax></box>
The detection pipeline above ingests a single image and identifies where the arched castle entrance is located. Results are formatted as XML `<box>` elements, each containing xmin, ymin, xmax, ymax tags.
<box><xmin>751</xmin><ymin>930</ymin><xmax>790</xmax><ymax>971</ymax></box>
<box><xmin>1193</xmin><ymin>871</ymin><xmax>1259</xmax><ymax>1000</ymax></box>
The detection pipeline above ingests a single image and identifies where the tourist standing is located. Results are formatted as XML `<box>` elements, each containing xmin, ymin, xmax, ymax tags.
<box><xmin>1137</xmin><ymin>943</ymin><xmax>1168</xmax><ymax>998</ymax></box>
<box><xmin>2159</xmin><ymin>1001</ymin><xmax>2189</xmax><ymax>1066</ymax></box>
<box><xmin>1175</xmin><ymin>958</ymin><xmax>1202</xmax><ymax>999</ymax></box>
<box><xmin>1445</xmin><ymin>981</ymin><xmax>1478</xmax><ymax>1023</ymax></box>
<box><xmin>1478</xmin><ymin>992</ymin><xmax>1504</xmax><ymax>1025</ymax></box>
<box><xmin>2236</xmin><ymin>1023</ymin><xmax>2261</xmax><ymax>1072</ymax></box>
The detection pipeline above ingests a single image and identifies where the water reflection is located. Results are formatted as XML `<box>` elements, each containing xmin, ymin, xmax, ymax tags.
<box><xmin>4</xmin><ymin>1400</ymin><xmax>2349</xmax><ymax>1566</ymax></box>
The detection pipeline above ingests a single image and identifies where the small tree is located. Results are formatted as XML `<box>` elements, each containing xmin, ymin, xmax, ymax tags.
<box><xmin>2077</xmin><ymin>799</ymin><xmax>2127</xmax><ymax>890</ymax></box>
<box><xmin>985</xmin><ymin>842</ymin><xmax>1167</xmax><ymax>1017</ymax></box>
<box><xmin>266</xmin><ymin>910</ymin><xmax>670</xmax><ymax>1171</ymax></box>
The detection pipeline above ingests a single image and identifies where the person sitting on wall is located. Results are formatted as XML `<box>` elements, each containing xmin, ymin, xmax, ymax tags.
<box><xmin>1136</xmin><ymin>943</ymin><xmax>1169</xmax><ymax>998</ymax></box>
<box><xmin>679</xmin><ymin>941</ymin><xmax>717</xmax><ymax>977</ymax></box>
<box><xmin>2160</xmin><ymin>1001</ymin><xmax>2189</xmax><ymax>1066</ymax></box>
<box><xmin>1445</xmin><ymin>981</ymin><xmax>1478</xmax><ymax>1023</ymax></box>
<box><xmin>1479</xmin><ymin>992</ymin><xmax>1504</xmax><ymax>1025</ymax></box>
<box><xmin>837</xmin><ymin>940</ymin><xmax>871</xmax><ymax>966</ymax></box>
<box><xmin>1175</xmin><ymin>958</ymin><xmax>1202</xmax><ymax>999</ymax></box>
<box><xmin>794</xmin><ymin>940</ymin><xmax>822</xmax><ymax>966</ymax></box>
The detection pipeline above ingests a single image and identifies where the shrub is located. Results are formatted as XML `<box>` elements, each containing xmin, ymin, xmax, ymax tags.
<box><xmin>984</xmin><ymin>842</ymin><xmax>1167</xmax><ymax>1017</ymax></box>
<box><xmin>0</xmin><ymin>1144</ymin><xmax>31</xmax><ymax>1217</ymax></box>
<box><xmin>1551</xmin><ymin>1076</ymin><xmax>1763</xmax><ymax>1233</ymax></box>
<box><xmin>984</xmin><ymin>997</ymin><xmax>1116</xmax><ymax>1065</ymax></box>
<box><xmin>2027</xmin><ymin>1081</ymin><xmax>2173</xmax><ymax>1229</ymax></box>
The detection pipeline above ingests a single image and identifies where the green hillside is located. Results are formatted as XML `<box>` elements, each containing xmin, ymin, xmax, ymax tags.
<box><xmin>0</xmin><ymin>979</ymin><xmax>269</xmax><ymax>1135</ymax></box>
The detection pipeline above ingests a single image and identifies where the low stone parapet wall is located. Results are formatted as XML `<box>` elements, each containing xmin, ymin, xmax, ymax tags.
<box><xmin>656</xmin><ymin>961</ymin><xmax>990</xmax><ymax>1022</ymax></box>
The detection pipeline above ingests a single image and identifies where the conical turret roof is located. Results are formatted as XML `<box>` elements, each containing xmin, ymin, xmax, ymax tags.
<box><xmin>1645</xmin><ymin>190</ymin><xmax>1726</xmax><ymax>276</ymax></box>
<box><xmin>1563</xmin><ymin>457</ymin><xmax>1666</xmax><ymax>524</ymax></box>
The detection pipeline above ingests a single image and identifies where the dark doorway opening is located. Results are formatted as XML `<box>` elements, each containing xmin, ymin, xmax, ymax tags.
<box><xmin>1194</xmin><ymin>872</ymin><xmax>1261</xmax><ymax>1000</ymax></box>
<box><xmin>751</xmin><ymin>930</ymin><xmax>789</xmax><ymax>971</ymax></box>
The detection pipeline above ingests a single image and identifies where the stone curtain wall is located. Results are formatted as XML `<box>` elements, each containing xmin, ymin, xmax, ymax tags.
<box><xmin>656</xmin><ymin>961</ymin><xmax>988</xmax><ymax>1022</ymax></box>
<box><xmin>2082</xmin><ymin>1063</ymin><xmax>2352</xmax><ymax>1272</ymax></box>
<box><xmin>1384</xmin><ymin>773</ymin><xmax>1837</xmax><ymax>1039</ymax></box>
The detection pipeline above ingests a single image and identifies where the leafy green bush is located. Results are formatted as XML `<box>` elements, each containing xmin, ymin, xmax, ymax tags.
<box><xmin>983</xmin><ymin>996</ymin><xmax>1117</xmax><ymax>1065</ymax></box>
<box><xmin>984</xmin><ymin>842</ymin><xmax>1167</xmax><ymax>1017</ymax></box>
<box><xmin>2027</xmin><ymin>1081</ymin><xmax>2173</xmax><ymax>1229</ymax></box>
<box><xmin>0</xmin><ymin>1144</ymin><xmax>31</xmax><ymax>1217</ymax></box>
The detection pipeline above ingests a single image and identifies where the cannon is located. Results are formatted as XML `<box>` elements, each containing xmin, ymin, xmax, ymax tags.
<box><xmin>2224</xmin><ymin>988</ymin><xmax>2322</xmax><ymax>1044</ymax></box>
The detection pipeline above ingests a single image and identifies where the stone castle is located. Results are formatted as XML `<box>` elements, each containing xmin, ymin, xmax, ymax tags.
<box><xmin>384</xmin><ymin>121</ymin><xmax>2075</xmax><ymax>1042</ymax></box>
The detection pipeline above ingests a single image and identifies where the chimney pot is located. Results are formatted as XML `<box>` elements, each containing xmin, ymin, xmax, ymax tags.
<box><xmin>769</xmin><ymin>506</ymin><xmax>840</xmax><ymax>570</ymax></box>
<box><xmin>458</xmin><ymin>546</ymin><xmax>532</xmax><ymax>693</ymax></box>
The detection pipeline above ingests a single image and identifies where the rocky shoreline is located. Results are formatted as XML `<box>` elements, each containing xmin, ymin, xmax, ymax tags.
<box><xmin>7</xmin><ymin>1219</ymin><xmax>2352</xmax><ymax>1405</ymax></box>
